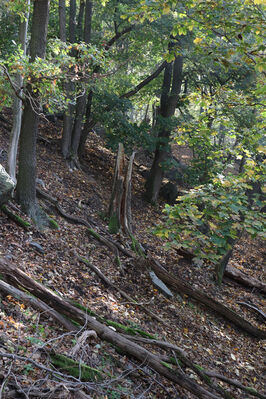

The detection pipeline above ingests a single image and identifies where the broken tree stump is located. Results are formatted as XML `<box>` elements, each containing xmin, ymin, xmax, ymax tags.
<box><xmin>108</xmin><ymin>143</ymin><xmax>135</xmax><ymax>235</ymax></box>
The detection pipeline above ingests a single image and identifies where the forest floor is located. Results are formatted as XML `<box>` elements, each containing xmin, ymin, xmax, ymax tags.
<box><xmin>0</xmin><ymin>112</ymin><xmax>265</xmax><ymax>399</ymax></box>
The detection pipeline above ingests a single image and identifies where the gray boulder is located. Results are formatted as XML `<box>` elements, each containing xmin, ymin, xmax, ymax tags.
<box><xmin>0</xmin><ymin>165</ymin><xmax>15</xmax><ymax>206</ymax></box>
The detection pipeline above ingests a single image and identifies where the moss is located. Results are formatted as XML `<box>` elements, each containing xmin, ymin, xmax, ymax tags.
<box><xmin>48</xmin><ymin>217</ymin><xmax>59</xmax><ymax>229</ymax></box>
<box><xmin>168</xmin><ymin>356</ymin><xmax>183</xmax><ymax>367</ymax></box>
<box><xmin>1</xmin><ymin>205</ymin><xmax>31</xmax><ymax>229</ymax></box>
<box><xmin>70</xmin><ymin>301</ymin><xmax>97</xmax><ymax>317</ymax></box>
<box><xmin>108</xmin><ymin>213</ymin><xmax>120</xmax><ymax>234</ymax></box>
<box><xmin>160</xmin><ymin>361</ymin><xmax>173</xmax><ymax>370</ymax></box>
<box><xmin>50</xmin><ymin>353</ymin><xmax>103</xmax><ymax>381</ymax></box>
<box><xmin>129</xmin><ymin>234</ymin><xmax>145</xmax><ymax>257</ymax></box>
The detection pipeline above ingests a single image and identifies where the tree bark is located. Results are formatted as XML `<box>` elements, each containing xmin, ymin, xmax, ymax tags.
<box><xmin>145</xmin><ymin>55</ymin><xmax>183</xmax><ymax>203</ymax></box>
<box><xmin>108</xmin><ymin>143</ymin><xmax>135</xmax><ymax>235</ymax></box>
<box><xmin>8</xmin><ymin>0</ymin><xmax>30</xmax><ymax>184</ymax></box>
<box><xmin>68</xmin><ymin>0</ymin><xmax>92</xmax><ymax>166</ymax></box>
<box><xmin>59</xmin><ymin>0</ymin><xmax>66</xmax><ymax>42</ymax></box>
<box><xmin>225</xmin><ymin>265</ymin><xmax>266</xmax><ymax>293</ymax></box>
<box><xmin>16</xmin><ymin>0</ymin><xmax>50</xmax><ymax>219</ymax></box>
<box><xmin>69</xmin><ymin>0</ymin><xmax>76</xmax><ymax>43</ymax></box>
<box><xmin>61</xmin><ymin>0</ymin><xmax>75</xmax><ymax>158</ymax></box>
<box><xmin>77</xmin><ymin>0</ymin><xmax>85</xmax><ymax>41</ymax></box>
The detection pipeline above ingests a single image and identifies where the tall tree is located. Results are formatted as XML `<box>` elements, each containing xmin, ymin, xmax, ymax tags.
<box><xmin>61</xmin><ymin>0</ymin><xmax>76</xmax><ymax>158</ymax></box>
<box><xmin>8</xmin><ymin>0</ymin><xmax>30</xmax><ymax>182</ymax></box>
<box><xmin>68</xmin><ymin>0</ymin><xmax>93</xmax><ymax>168</ymax></box>
<box><xmin>16</xmin><ymin>0</ymin><xmax>50</xmax><ymax>221</ymax></box>
<box><xmin>145</xmin><ymin>52</ymin><xmax>183</xmax><ymax>203</ymax></box>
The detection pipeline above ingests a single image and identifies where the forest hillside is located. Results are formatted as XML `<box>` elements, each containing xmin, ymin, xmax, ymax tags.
<box><xmin>0</xmin><ymin>112</ymin><xmax>265</xmax><ymax>399</ymax></box>
<box><xmin>0</xmin><ymin>0</ymin><xmax>265</xmax><ymax>397</ymax></box>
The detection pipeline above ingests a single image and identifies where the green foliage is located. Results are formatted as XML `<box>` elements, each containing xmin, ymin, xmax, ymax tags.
<box><xmin>93</xmin><ymin>91</ymin><xmax>154</xmax><ymax>153</ymax></box>
<box><xmin>155</xmin><ymin>169</ymin><xmax>265</xmax><ymax>268</ymax></box>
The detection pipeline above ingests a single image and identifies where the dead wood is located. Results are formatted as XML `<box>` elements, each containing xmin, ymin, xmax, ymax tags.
<box><xmin>237</xmin><ymin>302</ymin><xmax>266</xmax><ymax>321</ymax></box>
<box><xmin>135</xmin><ymin>256</ymin><xmax>266</xmax><ymax>339</ymax></box>
<box><xmin>37</xmin><ymin>187</ymin><xmax>134</xmax><ymax>258</ymax></box>
<box><xmin>108</xmin><ymin>143</ymin><xmax>135</xmax><ymax>235</ymax></box>
<box><xmin>0</xmin><ymin>258</ymin><xmax>222</xmax><ymax>399</ymax></box>
<box><xmin>0</xmin><ymin>279</ymin><xmax>76</xmax><ymax>331</ymax></box>
<box><xmin>76</xmin><ymin>254</ymin><xmax>166</xmax><ymax>324</ymax></box>
<box><xmin>225</xmin><ymin>265</ymin><xmax>266</xmax><ymax>294</ymax></box>
<box><xmin>124</xmin><ymin>335</ymin><xmax>265</xmax><ymax>399</ymax></box>
<box><xmin>36</xmin><ymin>187</ymin><xmax>95</xmax><ymax>228</ymax></box>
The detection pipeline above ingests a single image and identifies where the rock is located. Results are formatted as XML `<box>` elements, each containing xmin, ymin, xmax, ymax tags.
<box><xmin>29</xmin><ymin>241</ymin><xmax>44</xmax><ymax>254</ymax></box>
<box><xmin>0</xmin><ymin>165</ymin><xmax>15</xmax><ymax>206</ymax></box>
<box><xmin>149</xmin><ymin>271</ymin><xmax>173</xmax><ymax>298</ymax></box>
<box><xmin>165</xmin><ymin>157</ymin><xmax>188</xmax><ymax>184</ymax></box>
<box><xmin>160</xmin><ymin>182</ymin><xmax>180</xmax><ymax>205</ymax></box>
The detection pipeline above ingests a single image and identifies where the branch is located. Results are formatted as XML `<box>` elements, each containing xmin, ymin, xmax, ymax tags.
<box><xmin>121</xmin><ymin>61</ymin><xmax>167</xmax><ymax>99</ymax></box>
<box><xmin>1</xmin><ymin>65</ymin><xmax>24</xmax><ymax>102</ymax></box>
<box><xmin>105</xmin><ymin>26</ymin><xmax>134</xmax><ymax>50</ymax></box>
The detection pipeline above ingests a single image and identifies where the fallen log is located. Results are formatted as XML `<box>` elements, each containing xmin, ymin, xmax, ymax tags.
<box><xmin>0</xmin><ymin>279</ymin><xmax>76</xmax><ymax>331</ymax></box>
<box><xmin>1</xmin><ymin>258</ymin><xmax>265</xmax><ymax>399</ymax></box>
<box><xmin>0</xmin><ymin>257</ymin><xmax>221</xmax><ymax>399</ymax></box>
<box><xmin>237</xmin><ymin>302</ymin><xmax>266</xmax><ymax>321</ymax></box>
<box><xmin>225</xmin><ymin>265</ymin><xmax>266</xmax><ymax>294</ymax></box>
<box><xmin>135</xmin><ymin>256</ymin><xmax>266</xmax><ymax>339</ymax></box>
<box><xmin>76</xmin><ymin>254</ymin><xmax>166</xmax><ymax>324</ymax></box>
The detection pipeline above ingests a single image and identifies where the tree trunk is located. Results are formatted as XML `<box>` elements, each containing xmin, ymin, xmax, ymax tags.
<box><xmin>0</xmin><ymin>258</ymin><xmax>222</xmax><ymax>399</ymax></box>
<box><xmin>135</xmin><ymin>256</ymin><xmax>266</xmax><ymax>339</ymax></box>
<box><xmin>58</xmin><ymin>0</ymin><xmax>66</xmax><ymax>41</ymax></box>
<box><xmin>78</xmin><ymin>89</ymin><xmax>93</xmax><ymax>157</ymax></box>
<box><xmin>61</xmin><ymin>0</ymin><xmax>75</xmax><ymax>158</ymax></box>
<box><xmin>145</xmin><ymin>55</ymin><xmax>183</xmax><ymax>203</ymax></box>
<box><xmin>16</xmin><ymin>0</ymin><xmax>50</xmax><ymax>220</ymax></box>
<box><xmin>108</xmin><ymin>143</ymin><xmax>135</xmax><ymax>235</ymax></box>
<box><xmin>77</xmin><ymin>0</ymin><xmax>85</xmax><ymax>41</ymax></box>
<box><xmin>8</xmin><ymin>0</ymin><xmax>30</xmax><ymax>183</ymax></box>
<box><xmin>68</xmin><ymin>0</ymin><xmax>93</xmax><ymax>166</ymax></box>
<box><xmin>69</xmin><ymin>0</ymin><xmax>76</xmax><ymax>43</ymax></box>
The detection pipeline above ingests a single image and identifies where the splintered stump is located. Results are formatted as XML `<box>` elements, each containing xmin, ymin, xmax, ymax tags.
<box><xmin>108</xmin><ymin>143</ymin><xmax>135</xmax><ymax>235</ymax></box>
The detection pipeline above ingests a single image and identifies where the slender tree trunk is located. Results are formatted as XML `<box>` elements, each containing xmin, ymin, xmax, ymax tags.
<box><xmin>16</xmin><ymin>0</ymin><xmax>50</xmax><ymax>220</ymax></box>
<box><xmin>145</xmin><ymin>55</ymin><xmax>183</xmax><ymax>203</ymax></box>
<box><xmin>59</xmin><ymin>0</ymin><xmax>66</xmax><ymax>42</ymax></box>
<box><xmin>78</xmin><ymin>89</ymin><xmax>93</xmax><ymax>157</ymax></box>
<box><xmin>61</xmin><ymin>0</ymin><xmax>76</xmax><ymax>158</ymax></box>
<box><xmin>68</xmin><ymin>0</ymin><xmax>92</xmax><ymax>167</ymax></box>
<box><xmin>77</xmin><ymin>0</ymin><xmax>85</xmax><ymax>41</ymax></box>
<box><xmin>8</xmin><ymin>0</ymin><xmax>30</xmax><ymax>183</ymax></box>
<box><xmin>69</xmin><ymin>0</ymin><xmax>76</xmax><ymax>43</ymax></box>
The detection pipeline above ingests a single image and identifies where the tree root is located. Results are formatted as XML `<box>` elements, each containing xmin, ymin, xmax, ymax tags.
<box><xmin>0</xmin><ymin>204</ymin><xmax>31</xmax><ymax>229</ymax></box>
